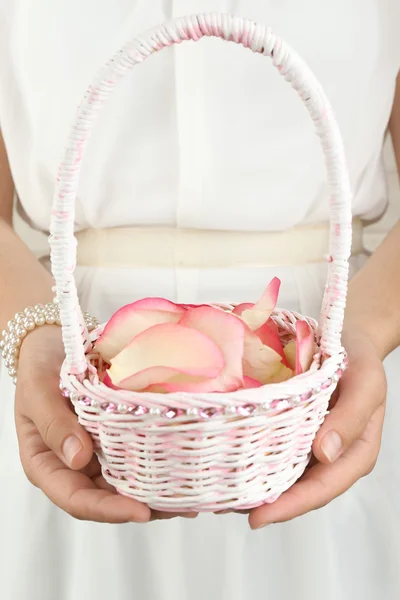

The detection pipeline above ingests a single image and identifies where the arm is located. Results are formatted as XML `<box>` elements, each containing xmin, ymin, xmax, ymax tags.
<box><xmin>0</xmin><ymin>130</ymin><xmax>55</xmax><ymax>327</ymax></box>
<box><xmin>250</xmin><ymin>75</ymin><xmax>400</xmax><ymax>529</ymax></box>
<box><xmin>0</xmin><ymin>130</ymin><xmax>150</xmax><ymax>523</ymax></box>
<box><xmin>344</xmin><ymin>74</ymin><xmax>400</xmax><ymax>359</ymax></box>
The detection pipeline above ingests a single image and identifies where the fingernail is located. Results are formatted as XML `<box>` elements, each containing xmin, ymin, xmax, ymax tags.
<box><xmin>62</xmin><ymin>435</ymin><xmax>82</xmax><ymax>466</ymax></box>
<box><xmin>321</xmin><ymin>430</ymin><xmax>343</xmax><ymax>463</ymax></box>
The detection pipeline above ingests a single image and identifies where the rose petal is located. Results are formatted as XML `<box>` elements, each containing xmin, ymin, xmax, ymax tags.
<box><xmin>295</xmin><ymin>320</ymin><xmax>315</xmax><ymax>374</ymax></box>
<box><xmin>243</xmin><ymin>329</ymin><xmax>293</xmax><ymax>385</ymax></box>
<box><xmin>240</xmin><ymin>278</ymin><xmax>281</xmax><ymax>331</ymax></box>
<box><xmin>180</xmin><ymin>303</ymin><xmax>213</xmax><ymax>309</ymax></box>
<box><xmin>243</xmin><ymin>376</ymin><xmax>263</xmax><ymax>389</ymax></box>
<box><xmin>232</xmin><ymin>302</ymin><xmax>254</xmax><ymax>316</ymax></box>
<box><xmin>102</xmin><ymin>372</ymin><xmax>121</xmax><ymax>390</ymax></box>
<box><xmin>108</xmin><ymin>322</ymin><xmax>224</xmax><ymax>391</ymax></box>
<box><xmin>255</xmin><ymin>319</ymin><xmax>289</xmax><ymax>366</ymax></box>
<box><xmin>283</xmin><ymin>341</ymin><xmax>296</xmax><ymax>371</ymax></box>
<box><xmin>95</xmin><ymin>297</ymin><xmax>186</xmax><ymax>362</ymax></box>
<box><xmin>112</xmin><ymin>366</ymin><xmax>210</xmax><ymax>393</ymax></box>
<box><xmin>176</xmin><ymin>306</ymin><xmax>246</xmax><ymax>392</ymax></box>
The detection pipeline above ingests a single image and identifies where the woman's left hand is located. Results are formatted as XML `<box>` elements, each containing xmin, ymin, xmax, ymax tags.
<box><xmin>248</xmin><ymin>324</ymin><xmax>387</xmax><ymax>530</ymax></box>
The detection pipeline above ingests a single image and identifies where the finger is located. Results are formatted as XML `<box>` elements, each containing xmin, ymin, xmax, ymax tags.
<box><xmin>313</xmin><ymin>357</ymin><xmax>386</xmax><ymax>464</ymax></box>
<box><xmin>80</xmin><ymin>454</ymin><xmax>103</xmax><ymax>479</ymax></box>
<box><xmin>249</xmin><ymin>405</ymin><xmax>384</xmax><ymax>529</ymax></box>
<box><xmin>95</xmin><ymin>478</ymin><xmax>198</xmax><ymax>520</ymax></box>
<box><xmin>150</xmin><ymin>511</ymin><xmax>198</xmax><ymax>521</ymax></box>
<box><xmin>17</xmin><ymin>371</ymin><xmax>93</xmax><ymax>470</ymax></box>
<box><xmin>18</xmin><ymin>423</ymin><xmax>150</xmax><ymax>523</ymax></box>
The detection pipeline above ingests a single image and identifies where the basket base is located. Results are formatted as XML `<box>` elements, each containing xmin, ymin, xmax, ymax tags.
<box><xmin>99</xmin><ymin>453</ymin><xmax>310</xmax><ymax>513</ymax></box>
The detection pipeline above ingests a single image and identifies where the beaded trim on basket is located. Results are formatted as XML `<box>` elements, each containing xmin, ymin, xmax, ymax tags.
<box><xmin>61</xmin><ymin>355</ymin><xmax>347</xmax><ymax>419</ymax></box>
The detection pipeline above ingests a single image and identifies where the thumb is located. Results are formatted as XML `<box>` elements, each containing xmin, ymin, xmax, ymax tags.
<box><xmin>19</xmin><ymin>371</ymin><xmax>94</xmax><ymax>470</ymax></box>
<box><xmin>313</xmin><ymin>356</ymin><xmax>386</xmax><ymax>464</ymax></box>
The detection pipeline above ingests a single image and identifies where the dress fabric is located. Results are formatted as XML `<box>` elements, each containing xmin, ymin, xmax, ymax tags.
<box><xmin>0</xmin><ymin>1</ymin><xmax>400</xmax><ymax>599</ymax></box>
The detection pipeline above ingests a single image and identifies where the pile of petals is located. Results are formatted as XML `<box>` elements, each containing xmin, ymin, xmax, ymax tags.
<box><xmin>95</xmin><ymin>278</ymin><xmax>316</xmax><ymax>393</ymax></box>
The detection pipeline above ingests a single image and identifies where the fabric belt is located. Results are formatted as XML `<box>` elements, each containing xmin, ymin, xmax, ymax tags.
<box><xmin>72</xmin><ymin>220</ymin><xmax>364</xmax><ymax>268</ymax></box>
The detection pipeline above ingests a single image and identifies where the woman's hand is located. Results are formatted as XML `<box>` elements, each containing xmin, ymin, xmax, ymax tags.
<box><xmin>248</xmin><ymin>323</ymin><xmax>387</xmax><ymax>530</ymax></box>
<box><xmin>15</xmin><ymin>326</ymin><xmax>197</xmax><ymax>523</ymax></box>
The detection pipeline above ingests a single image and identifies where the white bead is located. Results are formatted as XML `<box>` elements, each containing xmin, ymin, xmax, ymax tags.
<box><xmin>225</xmin><ymin>405</ymin><xmax>237</xmax><ymax>416</ymax></box>
<box><xmin>118</xmin><ymin>404</ymin><xmax>129</xmax><ymax>414</ymax></box>
<box><xmin>186</xmin><ymin>407</ymin><xmax>199</xmax><ymax>417</ymax></box>
<box><xmin>8</xmin><ymin>357</ymin><xmax>17</xmax><ymax>368</ymax></box>
<box><xmin>12</xmin><ymin>377</ymin><xmax>17</xmax><ymax>386</ymax></box>
<box><xmin>24</xmin><ymin>306</ymin><xmax>35</xmax><ymax>316</ymax></box>
<box><xmin>91</xmin><ymin>399</ymin><xmax>100</xmax><ymax>409</ymax></box>
<box><xmin>8</xmin><ymin>347</ymin><xmax>18</xmax><ymax>357</ymax></box>
<box><xmin>45</xmin><ymin>314</ymin><xmax>56</xmax><ymax>325</ymax></box>
<box><xmin>34</xmin><ymin>304</ymin><xmax>45</xmax><ymax>312</ymax></box>
<box><xmin>0</xmin><ymin>340</ymin><xmax>4</xmax><ymax>349</ymax></box>
<box><xmin>34</xmin><ymin>316</ymin><xmax>46</xmax><ymax>327</ymax></box>
<box><xmin>313</xmin><ymin>386</ymin><xmax>321</xmax><ymax>395</ymax></box>
<box><xmin>56</xmin><ymin>318</ymin><xmax>62</xmax><ymax>325</ymax></box>
<box><xmin>1</xmin><ymin>350</ymin><xmax>7</xmax><ymax>359</ymax></box>
<box><xmin>8</xmin><ymin>368</ymin><xmax>17</xmax><ymax>377</ymax></box>
<box><xmin>9</xmin><ymin>335</ymin><xmax>21</xmax><ymax>346</ymax></box>
<box><xmin>24</xmin><ymin>319</ymin><xmax>35</xmax><ymax>331</ymax></box>
<box><xmin>259</xmin><ymin>402</ymin><xmax>270</xmax><ymax>412</ymax></box>
<box><xmin>149</xmin><ymin>407</ymin><xmax>162</xmax><ymax>417</ymax></box>
<box><xmin>16</xmin><ymin>327</ymin><xmax>27</xmax><ymax>338</ymax></box>
<box><xmin>15</xmin><ymin>313</ymin><xmax>25</xmax><ymax>324</ymax></box>
<box><xmin>7</xmin><ymin>320</ymin><xmax>16</xmax><ymax>330</ymax></box>
<box><xmin>292</xmin><ymin>395</ymin><xmax>302</xmax><ymax>405</ymax></box>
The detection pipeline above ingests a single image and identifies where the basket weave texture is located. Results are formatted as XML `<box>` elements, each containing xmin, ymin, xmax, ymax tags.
<box><xmin>51</xmin><ymin>13</ymin><xmax>352</xmax><ymax>511</ymax></box>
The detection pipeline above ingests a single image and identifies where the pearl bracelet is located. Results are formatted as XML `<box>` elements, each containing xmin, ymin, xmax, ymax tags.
<box><xmin>0</xmin><ymin>301</ymin><xmax>98</xmax><ymax>384</ymax></box>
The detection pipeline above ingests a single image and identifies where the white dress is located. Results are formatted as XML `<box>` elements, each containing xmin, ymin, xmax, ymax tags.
<box><xmin>1</xmin><ymin>1</ymin><xmax>400</xmax><ymax>599</ymax></box>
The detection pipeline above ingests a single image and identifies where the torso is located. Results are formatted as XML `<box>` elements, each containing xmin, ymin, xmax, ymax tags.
<box><xmin>0</xmin><ymin>0</ymin><xmax>399</xmax><ymax>234</ymax></box>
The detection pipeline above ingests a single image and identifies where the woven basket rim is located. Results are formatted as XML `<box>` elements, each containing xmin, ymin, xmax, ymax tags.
<box><xmin>62</xmin><ymin>307</ymin><xmax>346</xmax><ymax>407</ymax></box>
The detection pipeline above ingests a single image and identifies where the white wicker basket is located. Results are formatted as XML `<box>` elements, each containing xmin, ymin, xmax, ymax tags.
<box><xmin>50</xmin><ymin>13</ymin><xmax>352</xmax><ymax>512</ymax></box>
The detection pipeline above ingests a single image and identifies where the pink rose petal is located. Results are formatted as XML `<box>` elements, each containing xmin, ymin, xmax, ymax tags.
<box><xmin>175</xmin><ymin>306</ymin><xmax>246</xmax><ymax>392</ymax></box>
<box><xmin>283</xmin><ymin>341</ymin><xmax>296</xmax><ymax>371</ymax></box>
<box><xmin>240</xmin><ymin>278</ymin><xmax>281</xmax><ymax>331</ymax></box>
<box><xmin>232</xmin><ymin>302</ymin><xmax>254</xmax><ymax>316</ymax></box>
<box><xmin>243</xmin><ymin>376</ymin><xmax>263</xmax><ymax>389</ymax></box>
<box><xmin>116</xmin><ymin>366</ymin><xmax>210</xmax><ymax>393</ymax></box>
<box><xmin>95</xmin><ymin>297</ymin><xmax>186</xmax><ymax>362</ymax></box>
<box><xmin>243</xmin><ymin>329</ymin><xmax>292</xmax><ymax>385</ymax></box>
<box><xmin>102</xmin><ymin>372</ymin><xmax>121</xmax><ymax>390</ymax></box>
<box><xmin>108</xmin><ymin>322</ymin><xmax>224</xmax><ymax>391</ymax></box>
<box><xmin>255</xmin><ymin>319</ymin><xmax>289</xmax><ymax>366</ymax></box>
<box><xmin>295</xmin><ymin>321</ymin><xmax>316</xmax><ymax>375</ymax></box>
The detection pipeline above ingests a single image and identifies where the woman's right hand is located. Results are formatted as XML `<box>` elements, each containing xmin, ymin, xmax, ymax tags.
<box><xmin>14</xmin><ymin>325</ymin><xmax>197</xmax><ymax>523</ymax></box>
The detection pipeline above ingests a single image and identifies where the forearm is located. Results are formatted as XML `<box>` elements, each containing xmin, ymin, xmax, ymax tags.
<box><xmin>0</xmin><ymin>130</ymin><xmax>53</xmax><ymax>331</ymax></box>
<box><xmin>344</xmin><ymin>74</ymin><xmax>400</xmax><ymax>359</ymax></box>
<box><xmin>0</xmin><ymin>219</ymin><xmax>54</xmax><ymax>330</ymax></box>
<box><xmin>345</xmin><ymin>221</ymin><xmax>400</xmax><ymax>358</ymax></box>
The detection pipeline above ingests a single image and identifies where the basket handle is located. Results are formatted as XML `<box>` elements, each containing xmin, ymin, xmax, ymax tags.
<box><xmin>49</xmin><ymin>13</ymin><xmax>352</xmax><ymax>375</ymax></box>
